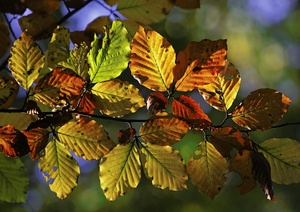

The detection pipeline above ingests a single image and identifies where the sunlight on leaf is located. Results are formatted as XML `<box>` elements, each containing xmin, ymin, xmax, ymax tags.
<box><xmin>200</xmin><ymin>62</ymin><xmax>241</xmax><ymax>111</ymax></box>
<box><xmin>187</xmin><ymin>141</ymin><xmax>229</xmax><ymax>199</ymax></box>
<box><xmin>0</xmin><ymin>77</ymin><xmax>19</xmax><ymax>109</ymax></box>
<box><xmin>231</xmin><ymin>88</ymin><xmax>291</xmax><ymax>131</ymax></box>
<box><xmin>8</xmin><ymin>31</ymin><xmax>45</xmax><ymax>89</ymax></box>
<box><xmin>88</xmin><ymin>20</ymin><xmax>130</xmax><ymax>83</ymax></box>
<box><xmin>0</xmin><ymin>20</ymin><xmax>11</xmax><ymax>58</ymax></box>
<box><xmin>130</xmin><ymin>26</ymin><xmax>175</xmax><ymax>91</ymax></box>
<box><xmin>39</xmin><ymin>139</ymin><xmax>80</xmax><ymax>199</ymax></box>
<box><xmin>0</xmin><ymin>153</ymin><xmax>28</xmax><ymax>203</ymax></box>
<box><xmin>92</xmin><ymin>79</ymin><xmax>145</xmax><ymax>117</ymax></box>
<box><xmin>57</xmin><ymin>117</ymin><xmax>116</xmax><ymax>160</ymax></box>
<box><xmin>259</xmin><ymin>138</ymin><xmax>300</xmax><ymax>184</ymax></box>
<box><xmin>141</xmin><ymin>142</ymin><xmax>188</xmax><ymax>190</ymax></box>
<box><xmin>100</xmin><ymin>143</ymin><xmax>141</xmax><ymax>201</ymax></box>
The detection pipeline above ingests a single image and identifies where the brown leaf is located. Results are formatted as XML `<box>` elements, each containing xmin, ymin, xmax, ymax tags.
<box><xmin>65</xmin><ymin>0</ymin><xmax>88</xmax><ymax>9</ymax></box>
<box><xmin>0</xmin><ymin>77</ymin><xmax>19</xmax><ymax>109</ymax></box>
<box><xmin>85</xmin><ymin>16</ymin><xmax>112</xmax><ymax>35</ymax></box>
<box><xmin>70</xmin><ymin>31</ymin><xmax>93</xmax><ymax>46</ymax></box>
<box><xmin>104</xmin><ymin>0</ymin><xmax>118</xmax><ymax>5</ymax></box>
<box><xmin>118</xmin><ymin>128</ymin><xmax>136</xmax><ymax>145</ymax></box>
<box><xmin>0</xmin><ymin>125</ymin><xmax>29</xmax><ymax>157</ymax></box>
<box><xmin>174</xmin><ymin>0</ymin><xmax>200</xmax><ymax>9</ymax></box>
<box><xmin>172</xmin><ymin>95</ymin><xmax>211</xmax><ymax>129</ymax></box>
<box><xmin>71</xmin><ymin>91</ymin><xmax>96</xmax><ymax>114</ymax></box>
<box><xmin>147</xmin><ymin>92</ymin><xmax>168</xmax><ymax>114</ymax></box>
<box><xmin>18</xmin><ymin>13</ymin><xmax>57</xmax><ymax>40</ymax></box>
<box><xmin>22</xmin><ymin>128</ymin><xmax>49</xmax><ymax>160</ymax></box>
<box><xmin>0</xmin><ymin>0</ymin><xmax>26</xmax><ymax>14</ymax></box>
<box><xmin>0</xmin><ymin>21</ymin><xmax>11</xmax><ymax>58</ymax></box>
<box><xmin>23</xmin><ymin>0</ymin><xmax>60</xmax><ymax>14</ymax></box>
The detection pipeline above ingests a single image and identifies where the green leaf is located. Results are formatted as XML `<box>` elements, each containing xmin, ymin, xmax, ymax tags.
<box><xmin>57</xmin><ymin>117</ymin><xmax>116</xmax><ymax>160</ymax></box>
<box><xmin>99</xmin><ymin>143</ymin><xmax>141</xmax><ymax>201</ymax></box>
<box><xmin>258</xmin><ymin>138</ymin><xmax>300</xmax><ymax>184</ymax></box>
<box><xmin>141</xmin><ymin>142</ymin><xmax>187</xmax><ymax>190</ymax></box>
<box><xmin>187</xmin><ymin>141</ymin><xmax>229</xmax><ymax>199</ymax></box>
<box><xmin>0</xmin><ymin>153</ymin><xmax>28</xmax><ymax>203</ymax></box>
<box><xmin>8</xmin><ymin>31</ymin><xmax>45</xmax><ymax>89</ymax></box>
<box><xmin>0</xmin><ymin>113</ymin><xmax>36</xmax><ymax>130</ymax></box>
<box><xmin>91</xmin><ymin>79</ymin><xmax>145</xmax><ymax>117</ymax></box>
<box><xmin>87</xmin><ymin>20</ymin><xmax>130</xmax><ymax>83</ymax></box>
<box><xmin>38</xmin><ymin>139</ymin><xmax>80</xmax><ymax>199</ymax></box>
<box><xmin>0</xmin><ymin>77</ymin><xmax>19</xmax><ymax>109</ymax></box>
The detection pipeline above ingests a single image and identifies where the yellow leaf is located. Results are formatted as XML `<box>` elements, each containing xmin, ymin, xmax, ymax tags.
<box><xmin>187</xmin><ymin>142</ymin><xmax>229</xmax><ymax>199</ymax></box>
<box><xmin>231</xmin><ymin>88</ymin><xmax>291</xmax><ymax>131</ymax></box>
<box><xmin>57</xmin><ymin>117</ymin><xmax>116</xmax><ymax>160</ymax></box>
<box><xmin>130</xmin><ymin>26</ymin><xmax>175</xmax><ymax>91</ymax></box>
<box><xmin>0</xmin><ymin>77</ymin><xmax>19</xmax><ymax>109</ymax></box>
<box><xmin>8</xmin><ymin>31</ymin><xmax>45</xmax><ymax>89</ymax></box>
<box><xmin>92</xmin><ymin>79</ymin><xmax>145</xmax><ymax>117</ymax></box>
<box><xmin>38</xmin><ymin>139</ymin><xmax>80</xmax><ymax>199</ymax></box>
<box><xmin>0</xmin><ymin>20</ymin><xmax>11</xmax><ymax>58</ymax></box>
<box><xmin>141</xmin><ymin>143</ymin><xmax>188</xmax><ymax>190</ymax></box>
<box><xmin>99</xmin><ymin>143</ymin><xmax>141</xmax><ymax>201</ymax></box>
<box><xmin>200</xmin><ymin>62</ymin><xmax>241</xmax><ymax>111</ymax></box>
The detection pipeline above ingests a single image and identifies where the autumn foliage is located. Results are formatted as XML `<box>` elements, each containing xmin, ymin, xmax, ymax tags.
<box><xmin>0</xmin><ymin>0</ymin><xmax>300</xmax><ymax>205</ymax></box>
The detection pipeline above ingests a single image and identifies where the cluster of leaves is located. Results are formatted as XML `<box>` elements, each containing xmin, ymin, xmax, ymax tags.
<box><xmin>1</xmin><ymin>0</ymin><xmax>300</xmax><ymax>205</ymax></box>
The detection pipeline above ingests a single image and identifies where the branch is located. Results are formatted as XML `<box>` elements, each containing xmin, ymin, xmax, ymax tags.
<box><xmin>240</xmin><ymin>122</ymin><xmax>300</xmax><ymax>133</ymax></box>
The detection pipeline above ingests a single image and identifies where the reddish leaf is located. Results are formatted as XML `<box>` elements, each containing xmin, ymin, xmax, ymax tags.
<box><xmin>0</xmin><ymin>125</ymin><xmax>29</xmax><ymax>157</ymax></box>
<box><xmin>72</xmin><ymin>92</ymin><xmax>96</xmax><ymax>114</ymax></box>
<box><xmin>22</xmin><ymin>128</ymin><xmax>49</xmax><ymax>160</ymax></box>
<box><xmin>118</xmin><ymin>128</ymin><xmax>136</xmax><ymax>145</ymax></box>
<box><xmin>147</xmin><ymin>92</ymin><xmax>168</xmax><ymax>114</ymax></box>
<box><xmin>172</xmin><ymin>95</ymin><xmax>211</xmax><ymax>129</ymax></box>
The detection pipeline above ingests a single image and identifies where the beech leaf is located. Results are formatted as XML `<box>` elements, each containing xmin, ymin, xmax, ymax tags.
<box><xmin>0</xmin><ymin>20</ymin><xmax>11</xmax><ymax>58</ymax></box>
<box><xmin>147</xmin><ymin>91</ymin><xmax>168</xmax><ymax>114</ymax></box>
<box><xmin>0</xmin><ymin>77</ymin><xmax>19</xmax><ymax>109</ymax></box>
<box><xmin>174</xmin><ymin>0</ymin><xmax>201</xmax><ymax>9</ymax></box>
<box><xmin>23</xmin><ymin>0</ymin><xmax>60</xmax><ymax>14</ymax></box>
<box><xmin>0</xmin><ymin>113</ymin><xmax>36</xmax><ymax>130</ymax></box>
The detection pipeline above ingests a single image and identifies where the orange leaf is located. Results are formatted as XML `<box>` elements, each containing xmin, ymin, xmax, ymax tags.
<box><xmin>146</xmin><ymin>91</ymin><xmax>168</xmax><ymax>114</ymax></box>
<box><xmin>118</xmin><ymin>128</ymin><xmax>136</xmax><ymax>145</ymax></box>
<box><xmin>0</xmin><ymin>125</ymin><xmax>29</xmax><ymax>157</ymax></box>
<box><xmin>172</xmin><ymin>95</ymin><xmax>211</xmax><ymax>129</ymax></box>
<box><xmin>71</xmin><ymin>91</ymin><xmax>96</xmax><ymax>114</ymax></box>
<box><xmin>22</xmin><ymin>128</ymin><xmax>49</xmax><ymax>160</ymax></box>
<box><xmin>231</xmin><ymin>88</ymin><xmax>291</xmax><ymax>131</ymax></box>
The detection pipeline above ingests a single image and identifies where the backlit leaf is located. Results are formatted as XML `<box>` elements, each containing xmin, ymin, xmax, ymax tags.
<box><xmin>92</xmin><ymin>79</ymin><xmax>145</xmax><ymax>117</ymax></box>
<box><xmin>22</xmin><ymin>128</ymin><xmax>49</xmax><ymax>160</ymax></box>
<box><xmin>57</xmin><ymin>117</ymin><xmax>116</xmax><ymax>160</ymax></box>
<box><xmin>47</xmin><ymin>26</ymin><xmax>70</xmax><ymax>69</ymax></box>
<box><xmin>172</xmin><ymin>95</ymin><xmax>211</xmax><ymax>129</ymax></box>
<box><xmin>174</xmin><ymin>0</ymin><xmax>200</xmax><ymax>9</ymax></box>
<box><xmin>139</xmin><ymin>112</ymin><xmax>189</xmax><ymax>146</ymax></box>
<box><xmin>0</xmin><ymin>77</ymin><xmax>19</xmax><ymax>109</ymax></box>
<box><xmin>259</xmin><ymin>138</ymin><xmax>300</xmax><ymax>184</ymax></box>
<box><xmin>39</xmin><ymin>139</ymin><xmax>80</xmax><ymax>199</ymax></box>
<box><xmin>23</xmin><ymin>0</ymin><xmax>60</xmax><ymax>13</ymax></box>
<box><xmin>0</xmin><ymin>20</ymin><xmax>11</xmax><ymax>58</ymax></box>
<box><xmin>130</xmin><ymin>26</ymin><xmax>175</xmax><ymax>91</ymax></box>
<box><xmin>18</xmin><ymin>13</ymin><xmax>56</xmax><ymax>40</ymax></box>
<box><xmin>100</xmin><ymin>143</ymin><xmax>141</xmax><ymax>201</ymax></box>
<box><xmin>118</xmin><ymin>128</ymin><xmax>136</xmax><ymax>145</ymax></box>
<box><xmin>0</xmin><ymin>153</ymin><xmax>28</xmax><ymax>203</ymax></box>
<box><xmin>229</xmin><ymin>150</ymin><xmax>256</xmax><ymax>195</ymax></box>
<box><xmin>147</xmin><ymin>91</ymin><xmax>168</xmax><ymax>114</ymax></box>
<box><xmin>174</xmin><ymin>39</ymin><xmax>227</xmax><ymax>92</ymax></box>
<box><xmin>8</xmin><ymin>31</ymin><xmax>45</xmax><ymax>89</ymax></box>
<box><xmin>0</xmin><ymin>125</ymin><xmax>29</xmax><ymax>157</ymax></box>
<box><xmin>231</xmin><ymin>88</ymin><xmax>291</xmax><ymax>131</ymax></box>
<box><xmin>0</xmin><ymin>113</ymin><xmax>36</xmax><ymax>130</ymax></box>
<box><xmin>141</xmin><ymin>142</ymin><xmax>187</xmax><ymax>190</ymax></box>
<box><xmin>87</xmin><ymin>20</ymin><xmax>130</xmax><ymax>83</ymax></box>
<box><xmin>187</xmin><ymin>141</ymin><xmax>229</xmax><ymax>199</ymax></box>
<box><xmin>200</xmin><ymin>62</ymin><xmax>241</xmax><ymax>111</ymax></box>
<box><xmin>71</xmin><ymin>91</ymin><xmax>96</xmax><ymax>114</ymax></box>
<box><xmin>34</xmin><ymin>68</ymin><xmax>85</xmax><ymax>107</ymax></box>
<box><xmin>117</xmin><ymin>0</ymin><xmax>173</xmax><ymax>25</ymax></box>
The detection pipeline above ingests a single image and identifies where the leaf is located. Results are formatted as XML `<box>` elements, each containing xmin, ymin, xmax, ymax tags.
<box><xmin>104</xmin><ymin>0</ymin><xmax>118</xmax><ymax>6</ymax></box>
<box><xmin>8</xmin><ymin>31</ymin><xmax>45</xmax><ymax>89</ymax></box>
<box><xmin>85</xmin><ymin>16</ymin><xmax>112</xmax><ymax>36</ymax></box>
<box><xmin>18</xmin><ymin>13</ymin><xmax>57</xmax><ymax>40</ymax></box>
<box><xmin>34</xmin><ymin>68</ymin><xmax>85</xmax><ymax>107</ymax></box>
<box><xmin>0</xmin><ymin>20</ymin><xmax>11</xmax><ymax>58</ymax></box>
<box><xmin>130</xmin><ymin>26</ymin><xmax>175</xmax><ymax>91</ymax></box>
<box><xmin>0</xmin><ymin>77</ymin><xmax>19</xmax><ymax>109</ymax></box>
<box><xmin>231</xmin><ymin>88</ymin><xmax>291</xmax><ymax>131</ymax></box>
<box><xmin>251</xmin><ymin>151</ymin><xmax>275</xmax><ymax>201</ymax></box>
<box><xmin>174</xmin><ymin>0</ymin><xmax>200</xmax><ymax>9</ymax></box>
<box><xmin>118</xmin><ymin>128</ymin><xmax>136</xmax><ymax>145</ymax></box>
<box><xmin>0</xmin><ymin>153</ymin><xmax>28</xmax><ymax>203</ymax></box>
<box><xmin>0</xmin><ymin>113</ymin><xmax>36</xmax><ymax>130</ymax></box>
<box><xmin>229</xmin><ymin>150</ymin><xmax>256</xmax><ymax>195</ymax></box>
<box><xmin>139</xmin><ymin>112</ymin><xmax>189</xmax><ymax>146</ymax></box>
<box><xmin>187</xmin><ymin>141</ymin><xmax>229</xmax><ymax>199</ymax></box>
<box><xmin>91</xmin><ymin>79</ymin><xmax>145</xmax><ymax>117</ymax></box>
<box><xmin>0</xmin><ymin>0</ymin><xmax>26</xmax><ymax>14</ymax></box>
<box><xmin>172</xmin><ymin>95</ymin><xmax>211</xmax><ymax>129</ymax></box>
<box><xmin>57</xmin><ymin>117</ymin><xmax>116</xmax><ymax>160</ymax></box>
<box><xmin>23</xmin><ymin>0</ymin><xmax>60</xmax><ymax>13</ymax></box>
<box><xmin>174</xmin><ymin>39</ymin><xmax>227</xmax><ymax>92</ymax></box>
<box><xmin>199</xmin><ymin>62</ymin><xmax>241</xmax><ymax>111</ymax></box>
<box><xmin>38</xmin><ymin>139</ymin><xmax>80</xmax><ymax>199</ymax></box>
<box><xmin>47</xmin><ymin>26</ymin><xmax>70</xmax><ymax>69</ymax></box>
<box><xmin>65</xmin><ymin>0</ymin><xmax>87</xmax><ymax>9</ymax></box>
<box><xmin>71</xmin><ymin>91</ymin><xmax>96</xmax><ymax>114</ymax></box>
<box><xmin>210</xmin><ymin>127</ymin><xmax>252</xmax><ymax>158</ymax></box>
<box><xmin>87</xmin><ymin>20</ymin><xmax>130</xmax><ymax>83</ymax></box>
<box><xmin>22</xmin><ymin>128</ymin><xmax>49</xmax><ymax>160</ymax></box>
<box><xmin>258</xmin><ymin>138</ymin><xmax>300</xmax><ymax>184</ymax></box>
<box><xmin>141</xmin><ymin>142</ymin><xmax>188</xmax><ymax>190</ymax></box>
<box><xmin>117</xmin><ymin>0</ymin><xmax>173</xmax><ymax>25</ymax></box>
<box><xmin>147</xmin><ymin>91</ymin><xmax>168</xmax><ymax>114</ymax></box>
<box><xmin>99</xmin><ymin>143</ymin><xmax>141</xmax><ymax>201</ymax></box>
<box><xmin>0</xmin><ymin>125</ymin><xmax>29</xmax><ymax>157</ymax></box>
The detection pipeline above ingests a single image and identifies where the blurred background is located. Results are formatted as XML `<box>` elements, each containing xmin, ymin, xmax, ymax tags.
<box><xmin>1</xmin><ymin>0</ymin><xmax>300</xmax><ymax>211</ymax></box>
